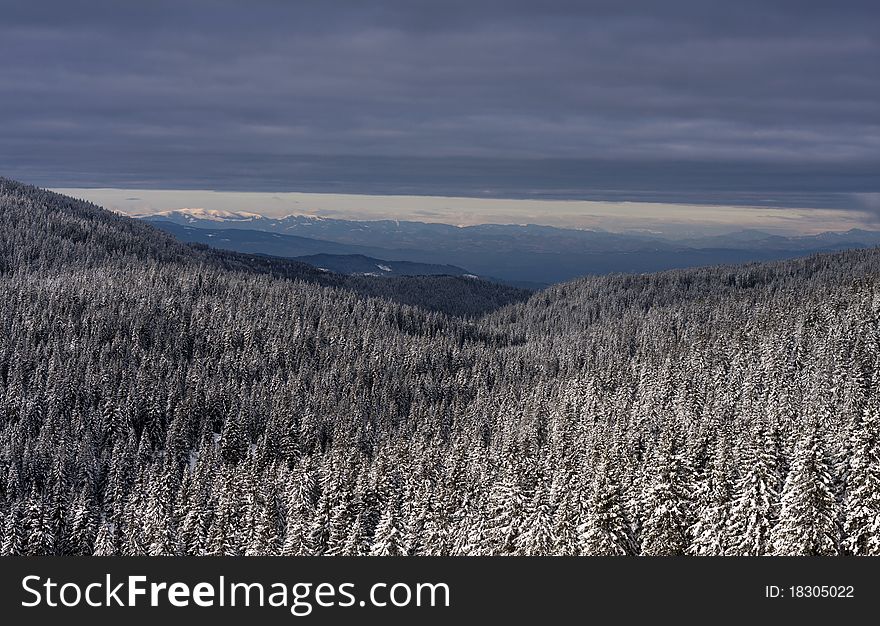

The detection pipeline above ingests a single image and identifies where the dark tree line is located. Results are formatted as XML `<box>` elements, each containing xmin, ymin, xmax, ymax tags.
<box><xmin>1</xmin><ymin>178</ymin><xmax>879</xmax><ymax>556</ymax></box>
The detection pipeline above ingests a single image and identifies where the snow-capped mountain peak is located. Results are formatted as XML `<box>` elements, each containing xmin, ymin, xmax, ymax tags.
<box><xmin>151</xmin><ymin>208</ymin><xmax>266</xmax><ymax>222</ymax></box>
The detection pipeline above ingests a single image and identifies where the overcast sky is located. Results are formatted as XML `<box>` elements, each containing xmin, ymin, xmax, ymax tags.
<box><xmin>2</xmin><ymin>1</ymin><xmax>878</xmax><ymax>221</ymax></box>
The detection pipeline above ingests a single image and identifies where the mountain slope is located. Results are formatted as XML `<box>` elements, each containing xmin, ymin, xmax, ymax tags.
<box><xmin>148</xmin><ymin>221</ymin><xmax>476</xmax><ymax>277</ymax></box>
<box><xmin>149</xmin><ymin>220</ymin><xmax>389</xmax><ymax>258</ymax></box>
<box><xmin>0</xmin><ymin>179</ymin><xmax>528</xmax><ymax>316</ymax></box>
<box><xmin>294</xmin><ymin>254</ymin><xmax>472</xmax><ymax>277</ymax></box>
<box><xmin>3</xmin><ymin>177</ymin><xmax>880</xmax><ymax>557</ymax></box>
<box><xmin>145</xmin><ymin>209</ymin><xmax>682</xmax><ymax>254</ymax></box>
<box><xmin>144</xmin><ymin>209</ymin><xmax>880</xmax><ymax>284</ymax></box>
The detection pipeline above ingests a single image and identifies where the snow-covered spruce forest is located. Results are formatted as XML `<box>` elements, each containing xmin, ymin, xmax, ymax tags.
<box><xmin>1</xmin><ymin>178</ymin><xmax>879</xmax><ymax>557</ymax></box>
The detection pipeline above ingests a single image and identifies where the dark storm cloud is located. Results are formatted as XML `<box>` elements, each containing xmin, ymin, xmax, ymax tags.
<box><xmin>0</xmin><ymin>0</ymin><xmax>877</xmax><ymax>204</ymax></box>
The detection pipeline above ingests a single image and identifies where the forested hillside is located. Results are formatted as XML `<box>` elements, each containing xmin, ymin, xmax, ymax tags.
<box><xmin>1</xmin><ymin>179</ymin><xmax>879</xmax><ymax>556</ymax></box>
<box><xmin>0</xmin><ymin>179</ymin><xmax>527</xmax><ymax>318</ymax></box>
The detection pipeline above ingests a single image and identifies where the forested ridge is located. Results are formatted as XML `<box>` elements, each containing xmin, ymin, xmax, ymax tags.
<box><xmin>1</xmin><ymin>177</ymin><xmax>879</xmax><ymax>556</ymax></box>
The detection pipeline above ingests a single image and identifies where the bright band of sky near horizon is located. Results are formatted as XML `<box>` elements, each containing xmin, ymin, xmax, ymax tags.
<box><xmin>53</xmin><ymin>187</ymin><xmax>876</xmax><ymax>237</ymax></box>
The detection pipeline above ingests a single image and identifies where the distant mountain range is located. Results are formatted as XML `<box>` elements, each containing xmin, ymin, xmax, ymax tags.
<box><xmin>150</xmin><ymin>222</ymin><xmax>479</xmax><ymax>280</ymax></box>
<box><xmin>144</xmin><ymin>209</ymin><xmax>880</xmax><ymax>285</ymax></box>
<box><xmin>676</xmin><ymin>228</ymin><xmax>880</xmax><ymax>251</ymax></box>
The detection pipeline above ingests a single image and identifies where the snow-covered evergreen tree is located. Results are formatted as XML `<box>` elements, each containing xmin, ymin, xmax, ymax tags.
<box><xmin>639</xmin><ymin>438</ymin><xmax>693</xmax><ymax>556</ymax></box>
<box><xmin>772</xmin><ymin>423</ymin><xmax>840</xmax><ymax>556</ymax></box>
<box><xmin>371</xmin><ymin>499</ymin><xmax>406</xmax><ymax>556</ymax></box>
<box><xmin>725</xmin><ymin>424</ymin><xmax>779</xmax><ymax>556</ymax></box>
<box><xmin>842</xmin><ymin>404</ymin><xmax>880</xmax><ymax>555</ymax></box>
<box><xmin>516</xmin><ymin>477</ymin><xmax>556</xmax><ymax>556</ymax></box>
<box><xmin>580</xmin><ymin>460</ymin><xmax>636</xmax><ymax>556</ymax></box>
<box><xmin>1</xmin><ymin>504</ymin><xmax>25</xmax><ymax>556</ymax></box>
<box><xmin>93</xmin><ymin>521</ymin><xmax>117</xmax><ymax>556</ymax></box>
<box><xmin>485</xmin><ymin>459</ymin><xmax>524</xmax><ymax>555</ymax></box>
<box><xmin>689</xmin><ymin>437</ymin><xmax>733</xmax><ymax>556</ymax></box>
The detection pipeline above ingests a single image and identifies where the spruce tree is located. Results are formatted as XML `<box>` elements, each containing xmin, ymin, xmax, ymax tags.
<box><xmin>843</xmin><ymin>405</ymin><xmax>880</xmax><ymax>555</ymax></box>
<box><xmin>371</xmin><ymin>499</ymin><xmax>406</xmax><ymax>556</ymax></box>
<box><xmin>93</xmin><ymin>521</ymin><xmax>117</xmax><ymax>556</ymax></box>
<box><xmin>772</xmin><ymin>423</ymin><xmax>840</xmax><ymax>555</ymax></box>
<box><xmin>725</xmin><ymin>424</ymin><xmax>779</xmax><ymax>556</ymax></box>
<box><xmin>516</xmin><ymin>477</ymin><xmax>556</xmax><ymax>556</ymax></box>
<box><xmin>1</xmin><ymin>504</ymin><xmax>25</xmax><ymax>556</ymax></box>
<box><xmin>580</xmin><ymin>460</ymin><xmax>636</xmax><ymax>556</ymax></box>
<box><xmin>485</xmin><ymin>458</ymin><xmax>523</xmax><ymax>555</ymax></box>
<box><xmin>639</xmin><ymin>438</ymin><xmax>693</xmax><ymax>556</ymax></box>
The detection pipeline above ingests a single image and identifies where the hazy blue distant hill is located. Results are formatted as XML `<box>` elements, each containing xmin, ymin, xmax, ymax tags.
<box><xmin>148</xmin><ymin>220</ymin><xmax>382</xmax><ymax>257</ymax></box>
<box><xmin>679</xmin><ymin>228</ymin><xmax>880</xmax><ymax>252</ymax></box>
<box><xmin>145</xmin><ymin>209</ymin><xmax>681</xmax><ymax>254</ymax></box>
<box><xmin>295</xmin><ymin>253</ymin><xmax>472</xmax><ymax>278</ymax></box>
<box><xmin>145</xmin><ymin>210</ymin><xmax>880</xmax><ymax>284</ymax></box>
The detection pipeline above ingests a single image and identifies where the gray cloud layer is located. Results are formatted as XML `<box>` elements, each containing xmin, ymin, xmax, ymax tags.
<box><xmin>1</xmin><ymin>1</ymin><xmax>877</xmax><ymax>206</ymax></box>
